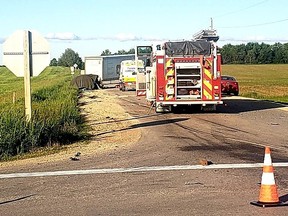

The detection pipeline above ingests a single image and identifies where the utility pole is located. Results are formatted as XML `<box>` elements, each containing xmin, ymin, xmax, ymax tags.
<box><xmin>23</xmin><ymin>30</ymin><xmax>32</xmax><ymax>122</ymax></box>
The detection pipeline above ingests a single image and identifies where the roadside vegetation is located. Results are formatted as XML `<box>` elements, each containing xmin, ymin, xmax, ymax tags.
<box><xmin>0</xmin><ymin>66</ymin><xmax>87</xmax><ymax>161</ymax></box>
<box><xmin>222</xmin><ymin>64</ymin><xmax>288</xmax><ymax>103</ymax></box>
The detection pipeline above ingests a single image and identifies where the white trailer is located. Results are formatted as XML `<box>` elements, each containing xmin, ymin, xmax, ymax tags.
<box><xmin>84</xmin><ymin>54</ymin><xmax>135</xmax><ymax>87</ymax></box>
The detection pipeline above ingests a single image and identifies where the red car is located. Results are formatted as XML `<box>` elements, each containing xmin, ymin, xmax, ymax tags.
<box><xmin>221</xmin><ymin>75</ymin><xmax>239</xmax><ymax>96</ymax></box>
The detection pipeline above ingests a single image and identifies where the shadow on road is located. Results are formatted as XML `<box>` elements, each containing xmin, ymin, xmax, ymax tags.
<box><xmin>89</xmin><ymin>113</ymin><xmax>162</xmax><ymax>126</ymax></box>
<box><xmin>95</xmin><ymin>118</ymin><xmax>189</xmax><ymax>136</ymax></box>
<box><xmin>0</xmin><ymin>194</ymin><xmax>35</xmax><ymax>205</ymax></box>
<box><xmin>130</xmin><ymin>118</ymin><xmax>189</xmax><ymax>129</ymax></box>
<box><xmin>147</xmin><ymin>98</ymin><xmax>287</xmax><ymax>115</ymax></box>
<box><xmin>178</xmin><ymin>140</ymin><xmax>288</xmax><ymax>163</ymax></box>
<box><xmin>218</xmin><ymin>97</ymin><xmax>287</xmax><ymax>114</ymax></box>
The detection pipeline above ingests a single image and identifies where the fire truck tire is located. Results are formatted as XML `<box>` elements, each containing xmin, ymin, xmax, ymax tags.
<box><xmin>155</xmin><ymin>106</ymin><xmax>161</xmax><ymax>113</ymax></box>
<box><xmin>155</xmin><ymin>105</ymin><xmax>171</xmax><ymax>113</ymax></box>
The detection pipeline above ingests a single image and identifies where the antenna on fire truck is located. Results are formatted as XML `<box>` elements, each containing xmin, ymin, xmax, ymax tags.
<box><xmin>210</xmin><ymin>17</ymin><xmax>214</xmax><ymax>30</ymax></box>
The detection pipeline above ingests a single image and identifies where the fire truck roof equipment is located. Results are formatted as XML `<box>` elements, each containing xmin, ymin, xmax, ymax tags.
<box><xmin>165</xmin><ymin>40</ymin><xmax>212</xmax><ymax>56</ymax></box>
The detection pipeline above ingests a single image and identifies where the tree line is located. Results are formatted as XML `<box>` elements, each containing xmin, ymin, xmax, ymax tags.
<box><xmin>49</xmin><ymin>48</ymin><xmax>135</xmax><ymax>69</ymax></box>
<box><xmin>100</xmin><ymin>48</ymin><xmax>135</xmax><ymax>56</ymax></box>
<box><xmin>220</xmin><ymin>42</ymin><xmax>288</xmax><ymax>64</ymax></box>
<box><xmin>50</xmin><ymin>42</ymin><xmax>288</xmax><ymax>68</ymax></box>
<box><xmin>49</xmin><ymin>48</ymin><xmax>84</xmax><ymax>69</ymax></box>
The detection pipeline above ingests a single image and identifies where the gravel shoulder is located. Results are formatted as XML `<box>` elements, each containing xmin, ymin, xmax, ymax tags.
<box><xmin>0</xmin><ymin>89</ymin><xmax>141</xmax><ymax>168</ymax></box>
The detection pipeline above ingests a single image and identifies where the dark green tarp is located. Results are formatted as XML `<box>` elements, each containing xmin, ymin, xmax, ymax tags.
<box><xmin>71</xmin><ymin>74</ymin><xmax>101</xmax><ymax>90</ymax></box>
<box><xmin>165</xmin><ymin>40</ymin><xmax>211</xmax><ymax>56</ymax></box>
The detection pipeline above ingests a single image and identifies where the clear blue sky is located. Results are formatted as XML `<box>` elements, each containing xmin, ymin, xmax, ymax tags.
<box><xmin>0</xmin><ymin>0</ymin><xmax>287</xmax><ymax>64</ymax></box>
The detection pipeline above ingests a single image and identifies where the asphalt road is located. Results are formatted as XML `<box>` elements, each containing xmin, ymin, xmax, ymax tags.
<box><xmin>1</xmin><ymin>89</ymin><xmax>288</xmax><ymax>216</ymax></box>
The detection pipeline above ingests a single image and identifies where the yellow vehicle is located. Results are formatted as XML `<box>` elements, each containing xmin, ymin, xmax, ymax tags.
<box><xmin>119</xmin><ymin>60</ymin><xmax>144</xmax><ymax>91</ymax></box>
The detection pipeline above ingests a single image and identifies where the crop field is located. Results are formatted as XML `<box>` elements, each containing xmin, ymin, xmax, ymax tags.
<box><xmin>222</xmin><ymin>64</ymin><xmax>288</xmax><ymax>103</ymax></box>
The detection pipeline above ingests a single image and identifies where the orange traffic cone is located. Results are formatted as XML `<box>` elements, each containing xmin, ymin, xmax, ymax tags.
<box><xmin>250</xmin><ymin>146</ymin><xmax>285</xmax><ymax>207</ymax></box>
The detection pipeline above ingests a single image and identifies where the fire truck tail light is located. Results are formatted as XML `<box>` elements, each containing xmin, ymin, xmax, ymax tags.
<box><xmin>214</xmin><ymin>86</ymin><xmax>219</xmax><ymax>90</ymax></box>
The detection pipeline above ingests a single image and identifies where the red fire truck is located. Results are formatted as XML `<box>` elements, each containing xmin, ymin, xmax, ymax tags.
<box><xmin>136</xmin><ymin>39</ymin><xmax>223</xmax><ymax>113</ymax></box>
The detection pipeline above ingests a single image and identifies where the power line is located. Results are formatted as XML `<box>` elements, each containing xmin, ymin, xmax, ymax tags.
<box><xmin>219</xmin><ymin>38</ymin><xmax>288</xmax><ymax>43</ymax></box>
<box><xmin>218</xmin><ymin>18</ymin><xmax>288</xmax><ymax>29</ymax></box>
<box><xmin>214</xmin><ymin>0</ymin><xmax>269</xmax><ymax>18</ymax></box>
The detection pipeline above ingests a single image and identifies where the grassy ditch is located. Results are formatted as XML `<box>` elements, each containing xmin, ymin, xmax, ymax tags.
<box><xmin>222</xmin><ymin>64</ymin><xmax>288</xmax><ymax>103</ymax></box>
<box><xmin>0</xmin><ymin>66</ymin><xmax>87</xmax><ymax>161</ymax></box>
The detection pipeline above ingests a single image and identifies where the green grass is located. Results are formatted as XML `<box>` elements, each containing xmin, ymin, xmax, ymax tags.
<box><xmin>0</xmin><ymin>66</ymin><xmax>87</xmax><ymax>160</ymax></box>
<box><xmin>0</xmin><ymin>66</ymin><xmax>74</xmax><ymax>104</ymax></box>
<box><xmin>222</xmin><ymin>64</ymin><xmax>288</xmax><ymax>103</ymax></box>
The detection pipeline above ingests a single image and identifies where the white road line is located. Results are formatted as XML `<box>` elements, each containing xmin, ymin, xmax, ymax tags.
<box><xmin>1</xmin><ymin>163</ymin><xmax>288</xmax><ymax>179</ymax></box>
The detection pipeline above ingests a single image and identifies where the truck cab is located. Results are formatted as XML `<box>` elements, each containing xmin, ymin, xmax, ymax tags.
<box><xmin>119</xmin><ymin>60</ymin><xmax>144</xmax><ymax>91</ymax></box>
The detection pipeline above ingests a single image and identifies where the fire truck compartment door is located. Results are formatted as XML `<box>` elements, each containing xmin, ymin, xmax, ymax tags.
<box><xmin>175</xmin><ymin>62</ymin><xmax>201</xmax><ymax>69</ymax></box>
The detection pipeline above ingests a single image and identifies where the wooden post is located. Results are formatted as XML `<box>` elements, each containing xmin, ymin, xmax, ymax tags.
<box><xmin>23</xmin><ymin>30</ymin><xmax>32</xmax><ymax>122</ymax></box>
<box><xmin>12</xmin><ymin>92</ymin><xmax>16</xmax><ymax>104</ymax></box>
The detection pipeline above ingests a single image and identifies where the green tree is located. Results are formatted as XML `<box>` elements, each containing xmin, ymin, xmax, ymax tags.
<box><xmin>127</xmin><ymin>48</ymin><xmax>135</xmax><ymax>54</ymax></box>
<box><xmin>236</xmin><ymin>44</ymin><xmax>247</xmax><ymax>64</ymax></box>
<box><xmin>58</xmin><ymin>48</ymin><xmax>84</xmax><ymax>69</ymax></box>
<box><xmin>282</xmin><ymin>43</ymin><xmax>288</xmax><ymax>63</ymax></box>
<box><xmin>221</xmin><ymin>44</ymin><xmax>237</xmax><ymax>64</ymax></box>
<box><xmin>272</xmin><ymin>43</ymin><xmax>287</xmax><ymax>63</ymax></box>
<box><xmin>114</xmin><ymin>49</ymin><xmax>127</xmax><ymax>55</ymax></box>
<box><xmin>258</xmin><ymin>43</ymin><xmax>271</xmax><ymax>64</ymax></box>
<box><xmin>101</xmin><ymin>49</ymin><xmax>112</xmax><ymax>56</ymax></box>
<box><xmin>101</xmin><ymin>48</ymin><xmax>135</xmax><ymax>56</ymax></box>
<box><xmin>49</xmin><ymin>58</ymin><xmax>58</xmax><ymax>66</ymax></box>
<box><xmin>113</xmin><ymin>48</ymin><xmax>135</xmax><ymax>55</ymax></box>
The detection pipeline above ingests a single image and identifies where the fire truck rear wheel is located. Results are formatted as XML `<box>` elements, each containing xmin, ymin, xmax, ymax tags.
<box><xmin>155</xmin><ymin>105</ymin><xmax>171</xmax><ymax>113</ymax></box>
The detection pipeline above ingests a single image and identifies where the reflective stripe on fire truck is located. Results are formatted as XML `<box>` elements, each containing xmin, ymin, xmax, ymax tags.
<box><xmin>203</xmin><ymin>79</ymin><xmax>212</xmax><ymax>91</ymax></box>
<box><xmin>204</xmin><ymin>67</ymin><xmax>212</xmax><ymax>79</ymax></box>
<box><xmin>166</xmin><ymin>59</ymin><xmax>173</xmax><ymax>68</ymax></box>
<box><xmin>165</xmin><ymin>59</ymin><xmax>175</xmax><ymax>100</ymax></box>
<box><xmin>166</xmin><ymin>68</ymin><xmax>174</xmax><ymax>77</ymax></box>
<box><xmin>203</xmin><ymin>61</ymin><xmax>213</xmax><ymax>100</ymax></box>
<box><xmin>137</xmin><ymin>90</ymin><xmax>146</xmax><ymax>96</ymax></box>
<box><xmin>203</xmin><ymin>88</ymin><xmax>212</xmax><ymax>100</ymax></box>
